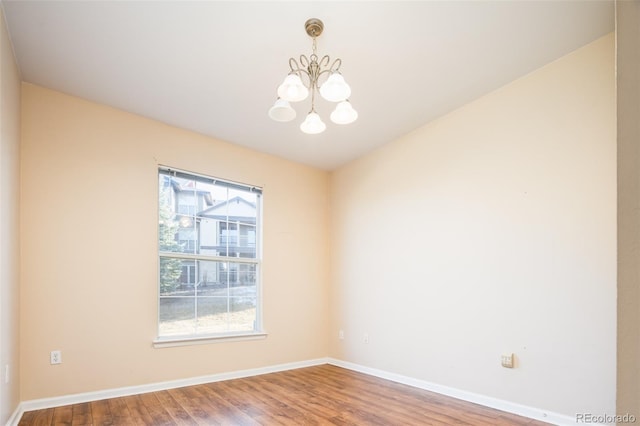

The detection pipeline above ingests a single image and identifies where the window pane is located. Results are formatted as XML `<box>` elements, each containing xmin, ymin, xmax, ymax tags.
<box><xmin>196</xmin><ymin>260</ymin><xmax>227</xmax><ymax>296</ymax></box>
<box><xmin>229</xmin><ymin>285</ymin><xmax>256</xmax><ymax>298</ymax></box>
<box><xmin>196</xmin><ymin>298</ymin><xmax>229</xmax><ymax>334</ymax></box>
<box><xmin>208</xmin><ymin>221</ymin><xmax>257</xmax><ymax>259</ymax></box>
<box><xmin>229</xmin><ymin>297</ymin><xmax>257</xmax><ymax>332</ymax></box>
<box><xmin>176</xmin><ymin>215</ymin><xmax>197</xmax><ymax>254</ymax></box>
<box><xmin>195</xmin><ymin>261</ymin><xmax>256</xmax><ymax>295</ymax></box>
<box><xmin>159</xmin><ymin>297</ymin><xmax>196</xmax><ymax>336</ymax></box>
<box><xmin>198</xmin><ymin>217</ymin><xmax>218</xmax><ymax>255</ymax></box>
<box><xmin>195</xmin><ymin>298</ymin><xmax>256</xmax><ymax>333</ymax></box>
<box><xmin>160</xmin><ymin>257</ymin><xmax>196</xmax><ymax>296</ymax></box>
<box><xmin>160</xmin><ymin>258</ymin><xmax>196</xmax><ymax>296</ymax></box>
<box><xmin>196</xmin><ymin>259</ymin><xmax>216</xmax><ymax>288</ymax></box>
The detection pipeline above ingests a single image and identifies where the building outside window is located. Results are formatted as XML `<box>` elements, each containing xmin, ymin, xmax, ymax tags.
<box><xmin>158</xmin><ymin>167</ymin><xmax>262</xmax><ymax>339</ymax></box>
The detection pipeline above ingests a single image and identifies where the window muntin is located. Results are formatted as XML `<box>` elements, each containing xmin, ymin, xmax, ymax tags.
<box><xmin>158</xmin><ymin>167</ymin><xmax>262</xmax><ymax>339</ymax></box>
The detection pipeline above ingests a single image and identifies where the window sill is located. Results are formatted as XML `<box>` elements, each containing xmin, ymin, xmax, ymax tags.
<box><xmin>153</xmin><ymin>331</ymin><xmax>268</xmax><ymax>348</ymax></box>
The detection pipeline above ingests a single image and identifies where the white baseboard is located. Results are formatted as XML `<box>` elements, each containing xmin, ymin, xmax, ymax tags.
<box><xmin>11</xmin><ymin>357</ymin><xmax>329</xmax><ymax>425</ymax></box>
<box><xmin>5</xmin><ymin>404</ymin><xmax>24</xmax><ymax>426</ymax></box>
<box><xmin>10</xmin><ymin>357</ymin><xmax>597</xmax><ymax>426</ymax></box>
<box><xmin>327</xmin><ymin>358</ymin><xmax>580</xmax><ymax>426</ymax></box>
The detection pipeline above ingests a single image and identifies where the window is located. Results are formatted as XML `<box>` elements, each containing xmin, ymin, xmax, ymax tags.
<box><xmin>157</xmin><ymin>167</ymin><xmax>262</xmax><ymax>342</ymax></box>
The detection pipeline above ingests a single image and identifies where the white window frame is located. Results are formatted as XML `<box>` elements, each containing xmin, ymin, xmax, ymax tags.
<box><xmin>154</xmin><ymin>166</ymin><xmax>265</xmax><ymax>347</ymax></box>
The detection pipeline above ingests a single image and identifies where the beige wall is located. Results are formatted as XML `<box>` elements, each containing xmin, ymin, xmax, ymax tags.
<box><xmin>617</xmin><ymin>0</ymin><xmax>640</xmax><ymax>420</ymax></box>
<box><xmin>0</xmin><ymin>5</ymin><xmax>22</xmax><ymax>424</ymax></box>
<box><xmin>19</xmin><ymin>83</ymin><xmax>330</xmax><ymax>400</ymax></box>
<box><xmin>329</xmin><ymin>34</ymin><xmax>616</xmax><ymax>417</ymax></box>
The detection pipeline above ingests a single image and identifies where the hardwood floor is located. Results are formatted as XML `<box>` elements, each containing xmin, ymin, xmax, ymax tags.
<box><xmin>18</xmin><ymin>364</ymin><xmax>550</xmax><ymax>425</ymax></box>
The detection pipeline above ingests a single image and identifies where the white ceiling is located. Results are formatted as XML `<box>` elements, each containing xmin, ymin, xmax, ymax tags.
<box><xmin>2</xmin><ymin>1</ymin><xmax>614</xmax><ymax>170</ymax></box>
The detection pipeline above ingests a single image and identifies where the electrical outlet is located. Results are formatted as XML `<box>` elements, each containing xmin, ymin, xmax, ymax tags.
<box><xmin>338</xmin><ymin>330</ymin><xmax>344</xmax><ymax>340</ymax></box>
<box><xmin>501</xmin><ymin>353</ymin><xmax>514</xmax><ymax>368</ymax></box>
<box><xmin>50</xmin><ymin>350</ymin><xmax>62</xmax><ymax>365</ymax></box>
<box><xmin>363</xmin><ymin>333</ymin><xmax>369</xmax><ymax>344</ymax></box>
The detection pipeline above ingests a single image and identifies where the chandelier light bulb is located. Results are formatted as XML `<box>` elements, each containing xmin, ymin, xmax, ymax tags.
<box><xmin>330</xmin><ymin>100</ymin><xmax>358</xmax><ymax>125</ymax></box>
<box><xmin>277</xmin><ymin>74</ymin><xmax>309</xmax><ymax>102</ymax></box>
<box><xmin>268</xmin><ymin>98</ymin><xmax>296</xmax><ymax>122</ymax></box>
<box><xmin>319</xmin><ymin>72</ymin><xmax>351</xmax><ymax>102</ymax></box>
<box><xmin>300</xmin><ymin>111</ymin><xmax>326</xmax><ymax>134</ymax></box>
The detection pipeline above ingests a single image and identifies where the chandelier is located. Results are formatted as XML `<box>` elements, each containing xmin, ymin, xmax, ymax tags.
<box><xmin>268</xmin><ymin>18</ymin><xmax>358</xmax><ymax>135</ymax></box>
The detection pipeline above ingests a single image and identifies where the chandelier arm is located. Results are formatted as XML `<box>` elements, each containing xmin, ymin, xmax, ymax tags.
<box><xmin>299</xmin><ymin>55</ymin><xmax>310</xmax><ymax>70</ymax></box>
<box><xmin>287</xmin><ymin>57</ymin><xmax>312</xmax><ymax>87</ymax></box>
<box><xmin>288</xmin><ymin>57</ymin><xmax>304</xmax><ymax>73</ymax></box>
<box><xmin>298</xmin><ymin>70</ymin><xmax>312</xmax><ymax>88</ymax></box>
<box><xmin>317</xmin><ymin>57</ymin><xmax>343</xmax><ymax>86</ymax></box>
<box><xmin>318</xmin><ymin>55</ymin><xmax>331</xmax><ymax>69</ymax></box>
<box><xmin>317</xmin><ymin>68</ymin><xmax>333</xmax><ymax>82</ymax></box>
<box><xmin>328</xmin><ymin>58</ymin><xmax>342</xmax><ymax>73</ymax></box>
<box><xmin>287</xmin><ymin>57</ymin><xmax>297</xmax><ymax>71</ymax></box>
<box><xmin>312</xmin><ymin>56</ymin><xmax>330</xmax><ymax>89</ymax></box>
